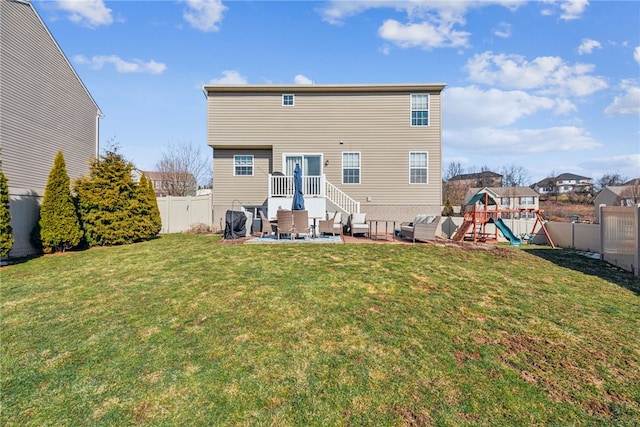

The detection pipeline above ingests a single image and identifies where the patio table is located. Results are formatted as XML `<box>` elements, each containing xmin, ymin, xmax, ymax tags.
<box><xmin>368</xmin><ymin>219</ymin><xmax>396</xmax><ymax>241</ymax></box>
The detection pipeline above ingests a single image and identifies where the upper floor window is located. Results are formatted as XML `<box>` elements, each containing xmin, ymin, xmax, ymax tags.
<box><xmin>234</xmin><ymin>155</ymin><xmax>254</xmax><ymax>176</ymax></box>
<box><xmin>411</xmin><ymin>94</ymin><xmax>429</xmax><ymax>126</ymax></box>
<box><xmin>501</xmin><ymin>197</ymin><xmax>510</xmax><ymax>206</ymax></box>
<box><xmin>282</xmin><ymin>94</ymin><xmax>294</xmax><ymax>106</ymax></box>
<box><xmin>409</xmin><ymin>152</ymin><xmax>428</xmax><ymax>184</ymax></box>
<box><xmin>342</xmin><ymin>152</ymin><xmax>360</xmax><ymax>184</ymax></box>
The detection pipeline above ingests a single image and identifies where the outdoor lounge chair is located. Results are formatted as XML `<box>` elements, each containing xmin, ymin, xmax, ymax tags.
<box><xmin>259</xmin><ymin>210</ymin><xmax>275</xmax><ymax>237</ymax></box>
<box><xmin>276</xmin><ymin>210</ymin><xmax>294</xmax><ymax>240</ymax></box>
<box><xmin>292</xmin><ymin>210</ymin><xmax>311</xmax><ymax>238</ymax></box>
<box><xmin>318</xmin><ymin>211</ymin><xmax>342</xmax><ymax>236</ymax></box>
<box><xmin>400</xmin><ymin>215</ymin><xmax>440</xmax><ymax>243</ymax></box>
<box><xmin>348</xmin><ymin>212</ymin><xmax>369</xmax><ymax>236</ymax></box>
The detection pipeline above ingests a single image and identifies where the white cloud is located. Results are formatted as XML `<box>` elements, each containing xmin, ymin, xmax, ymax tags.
<box><xmin>56</xmin><ymin>0</ymin><xmax>112</xmax><ymax>27</ymax></box>
<box><xmin>319</xmin><ymin>1</ymin><xmax>523</xmax><ymax>50</ymax></box>
<box><xmin>74</xmin><ymin>55</ymin><xmax>166</xmax><ymax>74</ymax></box>
<box><xmin>604</xmin><ymin>80</ymin><xmax>640</xmax><ymax>116</ymax></box>
<box><xmin>378</xmin><ymin>18</ymin><xmax>471</xmax><ymax>50</ymax></box>
<box><xmin>577</xmin><ymin>38</ymin><xmax>601</xmax><ymax>55</ymax></box>
<box><xmin>541</xmin><ymin>0</ymin><xmax>589</xmax><ymax>21</ymax></box>
<box><xmin>634</xmin><ymin>46</ymin><xmax>640</xmax><ymax>64</ymax></box>
<box><xmin>580</xmin><ymin>154</ymin><xmax>640</xmax><ymax>178</ymax></box>
<box><xmin>294</xmin><ymin>75</ymin><xmax>313</xmax><ymax>84</ymax></box>
<box><xmin>443</xmin><ymin>86</ymin><xmax>600</xmax><ymax>155</ymax></box>
<box><xmin>492</xmin><ymin>22</ymin><xmax>512</xmax><ymax>39</ymax></box>
<box><xmin>465</xmin><ymin>51</ymin><xmax>608</xmax><ymax>97</ymax></box>
<box><xmin>207</xmin><ymin>70</ymin><xmax>247</xmax><ymax>84</ymax></box>
<box><xmin>444</xmin><ymin>86</ymin><xmax>556</xmax><ymax>129</ymax></box>
<box><xmin>182</xmin><ymin>0</ymin><xmax>226</xmax><ymax>32</ymax></box>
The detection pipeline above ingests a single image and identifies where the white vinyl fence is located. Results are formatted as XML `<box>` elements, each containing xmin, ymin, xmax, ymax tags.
<box><xmin>156</xmin><ymin>195</ymin><xmax>213</xmax><ymax>234</ymax></box>
<box><xmin>600</xmin><ymin>206</ymin><xmax>639</xmax><ymax>277</ymax></box>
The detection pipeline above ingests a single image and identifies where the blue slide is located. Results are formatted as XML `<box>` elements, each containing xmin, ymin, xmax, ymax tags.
<box><xmin>492</xmin><ymin>218</ymin><xmax>522</xmax><ymax>246</ymax></box>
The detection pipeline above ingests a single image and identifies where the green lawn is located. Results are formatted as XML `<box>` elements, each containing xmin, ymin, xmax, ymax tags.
<box><xmin>1</xmin><ymin>234</ymin><xmax>639</xmax><ymax>426</ymax></box>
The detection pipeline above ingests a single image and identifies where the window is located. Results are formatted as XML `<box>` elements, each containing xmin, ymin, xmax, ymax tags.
<box><xmin>501</xmin><ymin>197</ymin><xmax>510</xmax><ymax>206</ymax></box>
<box><xmin>520</xmin><ymin>196</ymin><xmax>534</xmax><ymax>205</ymax></box>
<box><xmin>234</xmin><ymin>155</ymin><xmax>253</xmax><ymax>176</ymax></box>
<box><xmin>342</xmin><ymin>152</ymin><xmax>360</xmax><ymax>184</ymax></box>
<box><xmin>282</xmin><ymin>94</ymin><xmax>294</xmax><ymax>106</ymax></box>
<box><xmin>409</xmin><ymin>152</ymin><xmax>428</xmax><ymax>184</ymax></box>
<box><xmin>411</xmin><ymin>94</ymin><xmax>429</xmax><ymax>126</ymax></box>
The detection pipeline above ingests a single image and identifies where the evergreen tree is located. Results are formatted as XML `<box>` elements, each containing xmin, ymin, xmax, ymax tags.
<box><xmin>74</xmin><ymin>149</ymin><xmax>140</xmax><ymax>246</ymax></box>
<box><xmin>0</xmin><ymin>167</ymin><xmax>14</xmax><ymax>257</ymax></box>
<box><xmin>131</xmin><ymin>174</ymin><xmax>162</xmax><ymax>240</ymax></box>
<box><xmin>39</xmin><ymin>151</ymin><xmax>83</xmax><ymax>253</ymax></box>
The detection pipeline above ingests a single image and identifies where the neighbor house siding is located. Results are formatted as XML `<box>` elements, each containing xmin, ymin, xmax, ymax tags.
<box><xmin>0</xmin><ymin>0</ymin><xmax>101</xmax><ymax>257</ymax></box>
<box><xmin>207</xmin><ymin>88</ymin><xmax>442</xmax><ymax>208</ymax></box>
<box><xmin>1</xmin><ymin>0</ymin><xmax>99</xmax><ymax>192</ymax></box>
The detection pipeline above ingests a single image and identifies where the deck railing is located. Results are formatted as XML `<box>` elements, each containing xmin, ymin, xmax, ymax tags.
<box><xmin>268</xmin><ymin>174</ymin><xmax>360</xmax><ymax>215</ymax></box>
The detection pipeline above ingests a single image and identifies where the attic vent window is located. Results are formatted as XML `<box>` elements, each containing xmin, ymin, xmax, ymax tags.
<box><xmin>282</xmin><ymin>94</ymin><xmax>294</xmax><ymax>106</ymax></box>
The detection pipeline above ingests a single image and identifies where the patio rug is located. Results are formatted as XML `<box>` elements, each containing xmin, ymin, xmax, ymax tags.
<box><xmin>246</xmin><ymin>235</ymin><xmax>343</xmax><ymax>244</ymax></box>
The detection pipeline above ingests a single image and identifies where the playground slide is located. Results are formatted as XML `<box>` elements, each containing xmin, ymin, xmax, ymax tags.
<box><xmin>492</xmin><ymin>218</ymin><xmax>522</xmax><ymax>246</ymax></box>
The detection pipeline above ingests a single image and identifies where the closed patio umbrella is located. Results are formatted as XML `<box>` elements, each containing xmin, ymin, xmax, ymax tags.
<box><xmin>292</xmin><ymin>163</ymin><xmax>305</xmax><ymax>210</ymax></box>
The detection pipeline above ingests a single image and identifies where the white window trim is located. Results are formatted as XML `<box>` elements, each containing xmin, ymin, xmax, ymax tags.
<box><xmin>282</xmin><ymin>94</ymin><xmax>295</xmax><ymax>107</ymax></box>
<box><xmin>410</xmin><ymin>93</ymin><xmax>429</xmax><ymax>127</ymax></box>
<box><xmin>233</xmin><ymin>154</ymin><xmax>254</xmax><ymax>176</ymax></box>
<box><xmin>409</xmin><ymin>151</ymin><xmax>429</xmax><ymax>184</ymax></box>
<box><xmin>341</xmin><ymin>151</ymin><xmax>361</xmax><ymax>185</ymax></box>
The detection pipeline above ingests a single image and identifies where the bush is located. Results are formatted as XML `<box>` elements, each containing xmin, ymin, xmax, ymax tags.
<box><xmin>0</xmin><ymin>167</ymin><xmax>13</xmax><ymax>257</ymax></box>
<box><xmin>39</xmin><ymin>151</ymin><xmax>83</xmax><ymax>253</ymax></box>
<box><xmin>74</xmin><ymin>149</ymin><xmax>157</xmax><ymax>247</ymax></box>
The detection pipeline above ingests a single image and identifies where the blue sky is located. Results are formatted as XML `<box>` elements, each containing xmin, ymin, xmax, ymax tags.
<box><xmin>34</xmin><ymin>0</ymin><xmax>640</xmax><ymax>184</ymax></box>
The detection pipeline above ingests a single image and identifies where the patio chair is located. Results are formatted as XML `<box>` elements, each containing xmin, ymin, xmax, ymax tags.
<box><xmin>400</xmin><ymin>215</ymin><xmax>440</xmax><ymax>243</ymax></box>
<box><xmin>348</xmin><ymin>212</ymin><xmax>369</xmax><ymax>236</ymax></box>
<box><xmin>276</xmin><ymin>210</ymin><xmax>294</xmax><ymax>240</ymax></box>
<box><xmin>259</xmin><ymin>210</ymin><xmax>275</xmax><ymax>237</ymax></box>
<box><xmin>318</xmin><ymin>211</ymin><xmax>342</xmax><ymax>236</ymax></box>
<box><xmin>292</xmin><ymin>210</ymin><xmax>311</xmax><ymax>238</ymax></box>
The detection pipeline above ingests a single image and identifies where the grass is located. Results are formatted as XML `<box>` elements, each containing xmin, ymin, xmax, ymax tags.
<box><xmin>1</xmin><ymin>234</ymin><xmax>639</xmax><ymax>426</ymax></box>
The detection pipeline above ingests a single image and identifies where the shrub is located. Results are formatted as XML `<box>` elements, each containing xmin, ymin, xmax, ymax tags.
<box><xmin>0</xmin><ymin>167</ymin><xmax>13</xmax><ymax>257</ymax></box>
<box><xmin>132</xmin><ymin>174</ymin><xmax>162</xmax><ymax>240</ymax></box>
<box><xmin>39</xmin><ymin>151</ymin><xmax>83</xmax><ymax>253</ymax></box>
<box><xmin>74</xmin><ymin>149</ymin><xmax>141</xmax><ymax>246</ymax></box>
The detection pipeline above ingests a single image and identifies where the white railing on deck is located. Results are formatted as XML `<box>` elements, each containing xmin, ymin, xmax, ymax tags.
<box><xmin>325</xmin><ymin>180</ymin><xmax>360</xmax><ymax>214</ymax></box>
<box><xmin>268</xmin><ymin>174</ymin><xmax>359</xmax><ymax>215</ymax></box>
<box><xmin>269</xmin><ymin>174</ymin><xmax>323</xmax><ymax>198</ymax></box>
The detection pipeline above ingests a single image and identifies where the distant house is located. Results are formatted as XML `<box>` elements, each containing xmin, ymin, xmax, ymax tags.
<box><xmin>132</xmin><ymin>168</ymin><xmax>197</xmax><ymax>197</ymax></box>
<box><xmin>449</xmin><ymin>171</ymin><xmax>503</xmax><ymax>188</ymax></box>
<box><xmin>532</xmin><ymin>173</ymin><xmax>593</xmax><ymax>196</ymax></box>
<box><xmin>593</xmin><ymin>182</ymin><xmax>640</xmax><ymax>223</ymax></box>
<box><xmin>204</xmin><ymin>83</ymin><xmax>446</xmax><ymax>227</ymax></box>
<box><xmin>0</xmin><ymin>0</ymin><xmax>102</xmax><ymax>258</ymax></box>
<box><xmin>464</xmin><ymin>186</ymin><xmax>539</xmax><ymax>218</ymax></box>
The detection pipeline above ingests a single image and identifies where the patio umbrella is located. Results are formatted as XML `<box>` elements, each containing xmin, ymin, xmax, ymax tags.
<box><xmin>292</xmin><ymin>163</ymin><xmax>305</xmax><ymax>210</ymax></box>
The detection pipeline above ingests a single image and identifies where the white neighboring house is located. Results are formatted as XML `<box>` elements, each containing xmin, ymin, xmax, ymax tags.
<box><xmin>532</xmin><ymin>173</ymin><xmax>593</xmax><ymax>196</ymax></box>
<box><xmin>1</xmin><ymin>0</ymin><xmax>102</xmax><ymax>258</ymax></box>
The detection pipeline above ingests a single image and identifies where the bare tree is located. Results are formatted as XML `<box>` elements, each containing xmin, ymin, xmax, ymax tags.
<box><xmin>596</xmin><ymin>173</ymin><xmax>628</xmax><ymax>191</ymax></box>
<box><xmin>155</xmin><ymin>142</ymin><xmax>211</xmax><ymax>196</ymax></box>
<box><xmin>443</xmin><ymin>161</ymin><xmax>464</xmax><ymax>181</ymax></box>
<box><xmin>500</xmin><ymin>163</ymin><xmax>530</xmax><ymax>187</ymax></box>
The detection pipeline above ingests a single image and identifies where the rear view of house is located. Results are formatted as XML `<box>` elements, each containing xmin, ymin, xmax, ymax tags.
<box><xmin>204</xmin><ymin>83</ymin><xmax>446</xmax><ymax>229</ymax></box>
<box><xmin>0</xmin><ymin>0</ymin><xmax>102</xmax><ymax>257</ymax></box>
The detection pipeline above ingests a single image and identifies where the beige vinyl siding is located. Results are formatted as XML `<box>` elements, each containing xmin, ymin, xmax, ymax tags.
<box><xmin>207</xmin><ymin>88</ymin><xmax>442</xmax><ymax>207</ymax></box>
<box><xmin>213</xmin><ymin>149</ymin><xmax>273</xmax><ymax>205</ymax></box>
<box><xmin>0</xmin><ymin>0</ymin><xmax>100</xmax><ymax>194</ymax></box>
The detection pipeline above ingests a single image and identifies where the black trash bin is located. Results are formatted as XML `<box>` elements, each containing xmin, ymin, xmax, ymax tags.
<box><xmin>224</xmin><ymin>210</ymin><xmax>246</xmax><ymax>239</ymax></box>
